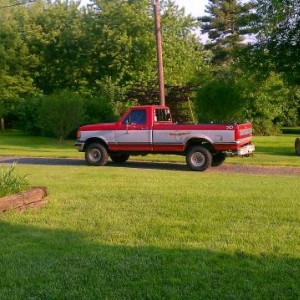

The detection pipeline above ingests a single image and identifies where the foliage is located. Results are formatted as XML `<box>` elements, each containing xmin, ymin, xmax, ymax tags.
<box><xmin>0</xmin><ymin>13</ymin><xmax>39</xmax><ymax>102</ymax></box>
<box><xmin>237</xmin><ymin>72</ymin><xmax>296</xmax><ymax>135</ymax></box>
<box><xmin>252</xmin><ymin>0</ymin><xmax>300</xmax><ymax>84</ymax></box>
<box><xmin>200</xmin><ymin>0</ymin><xmax>253</xmax><ymax>65</ymax></box>
<box><xmin>16</xmin><ymin>96</ymin><xmax>43</xmax><ymax>135</ymax></box>
<box><xmin>38</xmin><ymin>90</ymin><xmax>84</xmax><ymax>142</ymax></box>
<box><xmin>0</xmin><ymin>163</ymin><xmax>28</xmax><ymax>197</ymax></box>
<box><xmin>195</xmin><ymin>79</ymin><xmax>244</xmax><ymax>123</ymax></box>
<box><xmin>83</xmin><ymin>97</ymin><xmax>117</xmax><ymax>124</ymax></box>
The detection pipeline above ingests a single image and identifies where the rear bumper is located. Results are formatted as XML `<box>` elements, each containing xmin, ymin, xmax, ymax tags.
<box><xmin>236</xmin><ymin>144</ymin><xmax>255</xmax><ymax>156</ymax></box>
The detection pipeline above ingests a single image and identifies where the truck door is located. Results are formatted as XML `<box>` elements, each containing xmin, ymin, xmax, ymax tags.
<box><xmin>114</xmin><ymin>108</ymin><xmax>152</xmax><ymax>151</ymax></box>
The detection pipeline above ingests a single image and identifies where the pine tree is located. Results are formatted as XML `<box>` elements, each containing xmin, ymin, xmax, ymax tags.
<box><xmin>200</xmin><ymin>0</ymin><xmax>251</xmax><ymax>65</ymax></box>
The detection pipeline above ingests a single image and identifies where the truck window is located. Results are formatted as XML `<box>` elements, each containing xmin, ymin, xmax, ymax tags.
<box><xmin>122</xmin><ymin>109</ymin><xmax>146</xmax><ymax>125</ymax></box>
<box><xmin>155</xmin><ymin>109</ymin><xmax>171</xmax><ymax>122</ymax></box>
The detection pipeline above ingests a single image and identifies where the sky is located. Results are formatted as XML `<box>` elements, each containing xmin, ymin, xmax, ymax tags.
<box><xmin>174</xmin><ymin>0</ymin><xmax>208</xmax><ymax>17</ymax></box>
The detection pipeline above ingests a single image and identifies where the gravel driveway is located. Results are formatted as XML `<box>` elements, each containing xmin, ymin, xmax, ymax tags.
<box><xmin>0</xmin><ymin>156</ymin><xmax>299</xmax><ymax>176</ymax></box>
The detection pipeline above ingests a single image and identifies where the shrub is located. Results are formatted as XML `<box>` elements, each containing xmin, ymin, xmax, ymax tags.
<box><xmin>0</xmin><ymin>163</ymin><xmax>28</xmax><ymax>197</ymax></box>
<box><xmin>16</xmin><ymin>96</ymin><xmax>43</xmax><ymax>135</ymax></box>
<box><xmin>39</xmin><ymin>90</ymin><xmax>84</xmax><ymax>142</ymax></box>
<box><xmin>83</xmin><ymin>97</ymin><xmax>117</xmax><ymax>124</ymax></box>
<box><xmin>195</xmin><ymin>80</ymin><xmax>244</xmax><ymax>123</ymax></box>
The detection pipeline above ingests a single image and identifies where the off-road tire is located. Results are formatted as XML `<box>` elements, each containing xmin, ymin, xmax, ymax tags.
<box><xmin>186</xmin><ymin>145</ymin><xmax>212</xmax><ymax>171</ymax></box>
<box><xmin>85</xmin><ymin>143</ymin><xmax>108</xmax><ymax>166</ymax></box>
<box><xmin>211</xmin><ymin>152</ymin><xmax>226</xmax><ymax>167</ymax></box>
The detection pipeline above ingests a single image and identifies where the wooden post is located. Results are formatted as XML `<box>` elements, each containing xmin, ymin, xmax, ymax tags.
<box><xmin>295</xmin><ymin>137</ymin><xmax>300</xmax><ymax>156</ymax></box>
<box><xmin>153</xmin><ymin>0</ymin><xmax>165</xmax><ymax>106</ymax></box>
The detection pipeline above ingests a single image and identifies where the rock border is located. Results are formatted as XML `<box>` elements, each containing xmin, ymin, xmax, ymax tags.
<box><xmin>0</xmin><ymin>187</ymin><xmax>48</xmax><ymax>213</ymax></box>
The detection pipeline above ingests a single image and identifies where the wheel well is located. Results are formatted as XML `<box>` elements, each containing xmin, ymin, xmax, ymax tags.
<box><xmin>83</xmin><ymin>138</ymin><xmax>108</xmax><ymax>152</ymax></box>
<box><xmin>185</xmin><ymin>138</ymin><xmax>214</xmax><ymax>153</ymax></box>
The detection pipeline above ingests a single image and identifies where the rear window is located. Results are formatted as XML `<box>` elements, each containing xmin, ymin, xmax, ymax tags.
<box><xmin>155</xmin><ymin>109</ymin><xmax>171</xmax><ymax>122</ymax></box>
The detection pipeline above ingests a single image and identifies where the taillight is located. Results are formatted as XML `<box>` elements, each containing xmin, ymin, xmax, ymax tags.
<box><xmin>76</xmin><ymin>130</ymin><xmax>81</xmax><ymax>139</ymax></box>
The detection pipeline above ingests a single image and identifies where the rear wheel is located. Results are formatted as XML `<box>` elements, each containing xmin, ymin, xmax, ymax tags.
<box><xmin>211</xmin><ymin>152</ymin><xmax>226</xmax><ymax>167</ymax></box>
<box><xmin>110</xmin><ymin>154</ymin><xmax>130</xmax><ymax>163</ymax></box>
<box><xmin>85</xmin><ymin>143</ymin><xmax>108</xmax><ymax>166</ymax></box>
<box><xmin>186</xmin><ymin>145</ymin><xmax>212</xmax><ymax>171</ymax></box>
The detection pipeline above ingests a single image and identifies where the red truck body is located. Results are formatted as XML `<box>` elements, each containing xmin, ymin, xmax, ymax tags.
<box><xmin>76</xmin><ymin>105</ymin><xmax>255</xmax><ymax>171</ymax></box>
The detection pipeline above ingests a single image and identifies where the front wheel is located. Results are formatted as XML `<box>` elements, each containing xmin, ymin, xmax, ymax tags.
<box><xmin>85</xmin><ymin>143</ymin><xmax>108</xmax><ymax>166</ymax></box>
<box><xmin>186</xmin><ymin>145</ymin><xmax>212</xmax><ymax>171</ymax></box>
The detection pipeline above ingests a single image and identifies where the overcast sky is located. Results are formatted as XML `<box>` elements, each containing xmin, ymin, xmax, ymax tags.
<box><xmin>174</xmin><ymin>0</ymin><xmax>208</xmax><ymax>17</ymax></box>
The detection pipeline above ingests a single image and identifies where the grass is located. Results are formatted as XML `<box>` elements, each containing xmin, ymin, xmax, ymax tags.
<box><xmin>0</xmin><ymin>164</ymin><xmax>299</xmax><ymax>299</ymax></box>
<box><xmin>0</xmin><ymin>131</ymin><xmax>81</xmax><ymax>158</ymax></box>
<box><xmin>0</xmin><ymin>163</ymin><xmax>29</xmax><ymax>197</ymax></box>
<box><xmin>0</xmin><ymin>130</ymin><xmax>299</xmax><ymax>297</ymax></box>
<box><xmin>1</xmin><ymin>130</ymin><xmax>300</xmax><ymax>167</ymax></box>
<box><xmin>282</xmin><ymin>127</ymin><xmax>300</xmax><ymax>134</ymax></box>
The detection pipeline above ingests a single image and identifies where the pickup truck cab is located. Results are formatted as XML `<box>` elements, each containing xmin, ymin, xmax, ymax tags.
<box><xmin>76</xmin><ymin>105</ymin><xmax>255</xmax><ymax>171</ymax></box>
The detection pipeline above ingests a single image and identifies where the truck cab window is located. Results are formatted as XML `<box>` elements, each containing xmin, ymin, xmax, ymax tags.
<box><xmin>122</xmin><ymin>109</ymin><xmax>146</xmax><ymax>125</ymax></box>
<box><xmin>155</xmin><ymin>109</ymin><xmax>172</xmax><ymax>122</ymax></box>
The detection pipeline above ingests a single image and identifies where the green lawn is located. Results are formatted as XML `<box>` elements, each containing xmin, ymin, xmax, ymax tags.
<box><xmin>0</xmin><ymin>131</ymin><xmax>300</xmax><ymax>298</ymax></box>
<box><xmin>0</xmin><ymin>164</ymin><xmax>299</xmax><ymax>299</ymax></box>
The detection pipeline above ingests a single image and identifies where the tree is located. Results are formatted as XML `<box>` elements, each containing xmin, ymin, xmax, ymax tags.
<box><xmin>39</xmin><ymin>90</ymin><xmax>84</xmax><ymax>142</ymax></box>
<box><xmin>252</xmin><ymin>0</ymin><xmax>300</xmax><ymax>85</ymax></box>
<box><xmin>0</xmin><ymin>9</ymin><xmax>39</xmax><ymax>127</ymax></box>
<box><xmin>236</xmin><ymin>71</ymin><xmax>297</xmax><ymax>134</ymax></box>
<box><xmin>195</xmin><ymin>79</ymin><xmax>244</xmax><ymax>123</ymax></box>
<box><xmin>200</xmin><ymin>0</ymin><xmax>253</xmax><ymax>65</ymax></box>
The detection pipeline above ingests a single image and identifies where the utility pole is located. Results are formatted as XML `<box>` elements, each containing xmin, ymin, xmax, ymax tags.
<box><xmin>152</xmin><ymin>0</ymin><xmax>165</xmax><ymax>106</ymax></box>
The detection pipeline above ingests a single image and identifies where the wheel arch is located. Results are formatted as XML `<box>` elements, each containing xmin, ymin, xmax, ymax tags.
<box><xmin>83</xmin><ymin>137</ymin><xmax>108</xmax><ymax>152</ymax></box>
<box><xmin>184</xmin><ymin>137</ymin><xmax>215</xmax><ymax>153</ymax></box>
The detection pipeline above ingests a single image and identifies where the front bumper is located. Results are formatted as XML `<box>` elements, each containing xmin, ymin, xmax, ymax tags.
<box><xmin>237</xmin><ymin>144</ymin><xmax>255</xmax><ymax>156</ymax></box>
<box><xmin>75</xmin><ymin>142</ymin><xmax>85</xmax><ymax>152</ymax></box>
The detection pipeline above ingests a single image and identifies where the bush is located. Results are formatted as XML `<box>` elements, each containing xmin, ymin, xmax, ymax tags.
<box><xmin>0</xmin><ymin>163</ymin><xmax>28</xmax><ymax>197</ymax></box>
<box><xmin>16</xmin><ymin>96</ymin><xmax>43</xmax><ymax>135</ymax></box>
<box><xmin>195</xmin><ymin>80</ymin><xmax>244</xmax><ymax>123</ymax></box>
<box><xmin>83</xmin><ymin>97</ymin><xmax>117</xmax><ymax>124</ymax></box>
<box><xmin>39</xmin><ymin>90</ymin><xmax>84</xmax><ymax>142</ymax></box>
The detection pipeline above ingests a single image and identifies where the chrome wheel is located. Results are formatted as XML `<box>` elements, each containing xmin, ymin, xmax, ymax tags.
<box><xmin>191</xmin><ymin>152</ymin><xmax>206</xmax><ymax>167</ymax></box>
<box><xmin>88</xmin><ymin>148</ymin><xmax>102</xmax><ymax>163</ymax></box>
<box><xmin>186</xmin><ymin>145</ymin><xmax>212</xmax><ymax>171</ymax></box>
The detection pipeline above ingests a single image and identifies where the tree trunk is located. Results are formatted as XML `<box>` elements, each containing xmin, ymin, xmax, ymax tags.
<box><xmin>0</xmin><ymin>187</ymin><xmax>48</xmax><ymax>213</ymax></box>
<box><xmin>295</xmin><ymin>138</ymin><xmax>300</xmax><ymax>156</ymax></box>
<box><xmin>0</xmin><ymin>118</ymin><xmax>4</xmax><ymax>131</ymax></box>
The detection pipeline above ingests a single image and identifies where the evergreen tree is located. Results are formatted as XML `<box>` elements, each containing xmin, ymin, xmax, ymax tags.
<box><xmin>200</xmin><ymin>0</ymin><xmax>252</xmax><ymax>65</ymax></box>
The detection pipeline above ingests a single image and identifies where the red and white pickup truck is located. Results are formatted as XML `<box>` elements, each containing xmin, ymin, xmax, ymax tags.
<box><xmin>75</xmin><ymin>105</ymin><xmax>255</xmax><ymax>171</ymax></box>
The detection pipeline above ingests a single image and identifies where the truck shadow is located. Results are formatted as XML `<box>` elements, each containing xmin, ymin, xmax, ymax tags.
<box><xmin>0</xmin><ymin>157</ymin><xmax>189</xmax><ymax>171</ymax></box>
<box><xmin>0</xmin><ymin>220</ymin><xmax>299</xmax><ymax>299</ymax></box>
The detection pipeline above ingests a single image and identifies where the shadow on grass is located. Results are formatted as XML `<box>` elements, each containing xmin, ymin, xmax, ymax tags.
<box><xmin>0</xmin><ymin>220</ymin><xmax>299</xmax><ymax>299</ymax></box>
<box><xmin>0</xmin><ymin>157</ymin><xmax>189</xmax><ymax>171</ymax></box>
